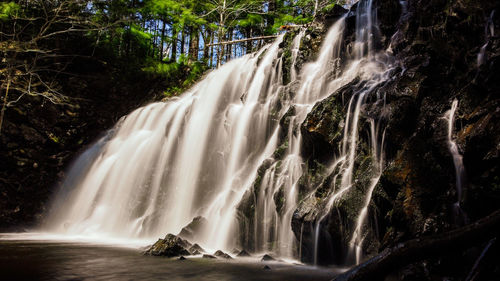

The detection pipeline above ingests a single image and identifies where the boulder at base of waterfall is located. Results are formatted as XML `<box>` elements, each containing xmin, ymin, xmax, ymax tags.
<box><xmin>202</xmin><ymin>254</ymin><xmax>217</xmax><ymax>259</ymax></box>
<box><xmin>178</xmin><ymin>216</ymin><xmax>208</xmax><ymax>241</ymax></box>
<box><xmin>237</xmin><ymin>250</ymin><xmax>251</xmax><ymax>257</ymax></box>
<box><xmin>214</xmin><ymin>250</ymin><xmax>233</xmax><ymax>259</ymax></box>
<box><xmin>261</xmin><ymin>254</ymin><xmax>276</xmax><ymax>261</ymax></box>
<box><xmin>263</xmin><ymin>265</ymin><xmax>271</xmax><ymax>270</ymax></box>
<box><xmin>144</xmin><ymin>233</ymin><xmax>192</xmax><ymax>257</ymax></box>
<box><xmin>188</xmin><ymin>244</ymin><xmax>205</xmax><ymax>255</ymax></box>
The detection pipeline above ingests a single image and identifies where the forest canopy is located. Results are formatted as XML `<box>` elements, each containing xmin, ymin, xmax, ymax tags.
<box><xmin>0</xmin><ymin>0</ymin><xmax>343</xmax><ymax>133</ymax></box>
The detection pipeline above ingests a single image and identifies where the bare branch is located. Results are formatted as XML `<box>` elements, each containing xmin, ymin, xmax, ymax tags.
<box><xmin>205</xmin><ymin>35</ymin><xmax>278</xmax><ymax>47</ymax></box>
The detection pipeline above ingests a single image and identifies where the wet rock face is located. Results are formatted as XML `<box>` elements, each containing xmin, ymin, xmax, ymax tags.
<box><xmin>188</xmin><ymin>244</ymin><xmax>205</xmax><ymax>255</ymax></box>
<box><xmin>145</xmin><ymin>234</ymin><xmax>192</xmax><ymax>257</ymax></box>
<box><xmin>292</xmin><ymin>206</ymin><xmax>349</xmax><ymax>265</ymax></box>
<box><xmin>261</xmin><ymin>254</ymin><xmax>276</xmax><ymax>261</ymax></box>
<box><xmin>380</xmin><ymin>0</ymin><xmax>500</xmax><ymax>242</ymax></box>
<box><xmin>289</xmin><ymin>0</ymin><xmax>500</xmax><ymax>276</ymax></box>
<box><xmin>214</xmin><ymin>250</ymin><xmax>233</xmax><ymax>259</ymax></box>
<box><xmin>0</xmin><ymin>63</ymin><xmax>160</xmax><ymax>230</ymax></box>
<box><xmin>178</xmin><ymin>216</ymin><xmax>208</xmax><ymax>241</ymax></box>
<box><xmin>300</xmin><ymin>82</ymin><xmax>353</xmax><ymax>164</ymax></box>
<box><xmin>237</xmin><ymin>250</ymin><xmax>251</xmax><ymax>257</ymax></box>
<box><xmin>316</xmin><ymin>4</ymin><xmax>349</xmax><ymax>29</ymax></box>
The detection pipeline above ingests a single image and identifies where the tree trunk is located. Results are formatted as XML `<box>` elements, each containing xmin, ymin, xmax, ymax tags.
<box><xmin>188</xmin><ymin>26</ymin><xmax>199</xmax><ymax>61</ymax></box>
<box><xmin>160</xmin><ymin>19</ymin><xmax>166</xmax><ymax>61</ymax></box>
<box><xmin>193</xmin><ymin>28</ymin><xmax>199</xmax><ymax>61</ymax></box>
<box><xmin>246</xmin><ymin>28</ymin><xmax>252</xmax><ymax>54</ymax></box>
<box><xmin>187</xmin><ymin>26</ymin><xmax>192</xmax><ymax>58</ymax></box>
<box><xmin>0</xmin><ymin>72</ymin><xmax>12</xmax><ymax>135</ymax></box>
<box><xmin>203</xmin><ymin>28</ymin><xmax>210</xmax><ymax>61</ymax></box>
<box><xmin>209</xmin><ymin>30</ymin><xmax>214</xmax><ymax>67</ymax></box>
<box><xmin>151</xmin><ymin>20</ymin><xmax>158</xmax><ymax>59</ymax></box>
<box><xmin>171</xmin><ymin>26</ymin><xmax>178</xmax><ymax>62</ymax></box>
<box><xmin>268</xmin><ymin>0</ymin><xmax>276</xmax><ymax>31</ymax></box>
<box><xmin>333</xmin><ymin>209</ymin><xmax>500</xmax><ymax>281</ymax></box>
<box><xmin>180</xmin><ymin>26</ymin><xmax>186</xmax><ymax>56</ymax></box>
<box><xmin>217</xmin><ymin>26</ymin><xmax>223</xmax><ymax>67</ymax></box>
<box><xmin>226</xmin><ymin>28</ymin><xmax>233</xmax><ymax>62</ymax></box>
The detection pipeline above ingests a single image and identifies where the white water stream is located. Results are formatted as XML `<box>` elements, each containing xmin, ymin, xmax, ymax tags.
<box><xmin>446</xmin><ymin>100</ymin><xmax>464</xmax><ymax>206</ymax></box>
<box><xmin>44</xmin><ymin>0</ymin><xmax>393</xmax><ymax>264</ymax></box>
<box><xmin>310</xmin><ymin>0</ymin><xmax>393</xmax><ymax>265</ymax></box>
<box><xmin>444</xmin><ymin>99</ymin><xmax>468</xmax><ymax>227</ymax></box>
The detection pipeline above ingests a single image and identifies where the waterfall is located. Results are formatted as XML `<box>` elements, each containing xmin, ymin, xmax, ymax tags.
<box><xmin>305</xmin><ymin>0</ymin><xmax>392</xmax><ymax>265</ymax></box>
<box><xmin>249</xmin><ymin>18</ymin><xmax>347</xmax><ymax>258</ymax></box>
<box><xmin>446</xmin><ymin>100</ymin><xmax>464</xmax><ymax>206</ymax></box>
<box><xmin>45</xmin><ymin>38</ymin><xmax>285</xmax><ymax>245</ymax></box>
<box><xmin>477</xmin><ymin>10</ymin><xmax>495</xmax><ymax>67</ymax></box>
<box><xmin>45</xmin><ymin>0</ymin><xmax>393</xmax><ymax>264</ymax></box>
<box><xmin>444</xmin><ymin>99</ymin><xmax>468</xmax><ymax>225</ymax></box>
<box><xmin>290</xmin><ymin>28</ymin><xmax>306</xmax><ymax>82</ymax></box>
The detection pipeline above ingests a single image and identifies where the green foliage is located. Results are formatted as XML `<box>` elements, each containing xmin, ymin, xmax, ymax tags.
<box><xmin>142</xmin><ymin>61</ymin><xmax>181</xmax><ymax>77</ymax></box>
<box><xmin>0</xmin><ymin>0</ymin><xmax>334</xmax><ymax>111</ymax></box>
<box><xmin>0</xmin><ymin>2</ymin><xmax>19</xmax><ymax>21</ymax></box>
<box><xmin>163</xmin><ymin>87</ymin><xmax>182</xmax><ymax>98</ymax></box>
<box><xmin>238</xmin><ymin>14</ymin><xmax>264</xmax><ymax>27</ymax></box>
<box><xmin>321</xmin><ymin>3</ymin><xmax>338</xmax><ymax>13</ymax></box>
<box><xmin>270</xmin><ymin>14</ymin><xmax>311</xmax><ymax>33</ymax></box>
<box><xmin>183</xmin><ymin>61</ymin><xmax>206</xmax><ymax>86</ymax></box>
<box><xmin>142</xmin><ymin>56</ymin><xmax>208</xmax><ymax>97</ymax></box>
<box><xmin>130</xmin><ymin>25</ymin><xmax>153</xmax><ymax>41</ymax></box>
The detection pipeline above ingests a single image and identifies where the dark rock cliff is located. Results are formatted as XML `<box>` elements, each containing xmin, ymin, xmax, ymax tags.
<box><xmin>287</xmin><ymin>0</ymin><xmax>499</xmax><ymax>279</ymax></box>
<box><xmin>236</xmin><ymin>0</ymin><xmax>499</xmax><ymax>279</ymax></box>
<box><xmin>0</xmin><ymin>61</ymin><xmax>162</xmax><ymax>229</ymax></box>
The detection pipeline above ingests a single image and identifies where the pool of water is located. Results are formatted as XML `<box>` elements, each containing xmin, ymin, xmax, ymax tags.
<box><xmin>0</xmin><ymin>234</ymin><xmax>341</xmax><ymax>281</ymax></box>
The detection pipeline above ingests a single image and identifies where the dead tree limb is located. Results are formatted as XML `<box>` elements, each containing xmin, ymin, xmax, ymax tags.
<box><xmin>0</xmin><ymin>73</ymin><xmax>12</xmax><ymax>135</ymax></box>
<box><xmin>205</xmin><ymin>35</ymin><xmax>278</xmax><ymax>48</ymax></box>
<box><xmin>333</xmin><ymin>209</ymin><xmax>500</xmax><ymax>281</ymax></box>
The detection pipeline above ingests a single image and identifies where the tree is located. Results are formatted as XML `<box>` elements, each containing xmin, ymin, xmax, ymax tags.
<box><xmin>0</xmin><ymin>0</ymin><xmax>340</xmax><ymax>130</ymax></box>
<box><xmin>0</xmin><ymin>0</ymin><xmax>108</xmax><ymax>134</ymax></box>
<box><xmin>204</xmin><ymin>0</ymin><xmax>266</xmax><ymax>66</ymax></box>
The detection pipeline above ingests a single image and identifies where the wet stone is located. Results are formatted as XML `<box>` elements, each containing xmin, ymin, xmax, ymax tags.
<box><xmin>214</xmin><ymin>250</ymin><xmax>233</xmax><ymax>259</ymax></box>
<box><xmin>178</xmin><ymin>216</ymin><xmax>208</xmax><ymax>241</ymax></box>
<box><xmin>189</xmin><ymin>243</ymin><xmax>205</xmax><ymax>255</ymax></box>
<box><xmin>237</xmin><ymin>250</ymin><xmax>251</xmax><ymax>257</ymax></box>
<box><xmin>261</xmin><ymin>254</ymin><xmax>276</xmax><ymax>261</ymax></box>
<box><xmin>144</xmin><ymin>234</ymin><xmax>191</xmax><ymax>257</ymax></box>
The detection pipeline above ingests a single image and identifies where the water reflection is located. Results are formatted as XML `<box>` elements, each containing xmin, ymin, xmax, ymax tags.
<box><xmin>0</xmin><ymin>239</ymin><xmax>340</xmax><ymax>281</ymax></box>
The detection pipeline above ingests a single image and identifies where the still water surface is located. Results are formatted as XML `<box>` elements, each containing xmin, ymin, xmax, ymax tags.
<box><xmin>0</xmin><ymin>235</ymin><xmax>340</xmax><ymax>281</ymax></box>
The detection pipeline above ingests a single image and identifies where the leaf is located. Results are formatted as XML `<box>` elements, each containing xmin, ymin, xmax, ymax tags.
<box><xmin>0</xmin><ymin>2</ymin><xmax>20</xmax><ymax>21</ymax></box>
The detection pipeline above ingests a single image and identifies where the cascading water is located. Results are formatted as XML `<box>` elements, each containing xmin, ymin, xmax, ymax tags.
<box><xmin>45</xmin><ymin>0</ymin><xmax>393</xmax><ymax>265</ymax></box>
<box><xmin>45</xmin><ymin>38</ymin><xmax>286</xmax><ymax>246</ymax></box>
<box><xmin>444</xmin><ymin>99</ymin><xmax>467</xmax><ymax>224</ymax></box>
<box><xmin>250</xmin><ymin>18</ymin><xmax>347</xmax><ymax>258</ymax></box>
<box><xmin>477</xmin><ymin>11</ymin><xmax>495</xmax><ymax>67</ymax></box>
<box><xmin>446</xmin><ymin>100</ymin><xmax>464</xmax><ymax>206</ymax></box>
<box><xmin>290</xmin><ymin>28</ymin><xmax>306</xmax><ymax>82</ymax></box>
<box><xmin>306</xmin><ymin>0</ymin><xmax>393</xmax><ymax>265</ymax></box>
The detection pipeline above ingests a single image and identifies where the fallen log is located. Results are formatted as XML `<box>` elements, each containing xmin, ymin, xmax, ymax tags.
<box><xmin>204</xmin><ymin>35</ymin><xmax>278</xmax><ymax>48</ymax></box>
<box><xmin>333</xmin><ymin>209</ymin><xmax>500</xmax><ymax>281</ymax></box>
